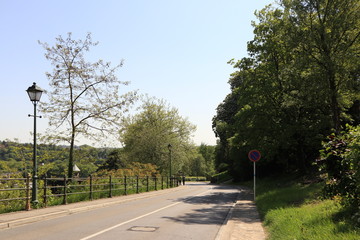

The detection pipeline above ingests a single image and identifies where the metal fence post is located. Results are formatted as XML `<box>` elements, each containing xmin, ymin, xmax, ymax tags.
<box><xmin>136</xmin><ymin>176</ymin><xmax>139</xmax><ymax>193</ymax></box>
<box><xmin>109</xmin><ymin>175</ymin><xmax>112</xmax><ymax>198</ymax></box>
<box><xmin>124</xmin><ymin>176</ymin><xmax>127</xmax><ymax>195</ymax></box>
<box><xmin>146</xmin><ymin>176</ymin><xmax>149</xmax><ymax>192</ymax></box>
<box><xmin>25</xmin><ymin>174</ymin><xmax>31</xmax><ymax>210</ymax></box>
<box><xmin>161</xmin><ymin>176</ymin><xmax>164</xmax><ymax>190</ymax></box>
<box><xmin>63</xmin><ymin>176</ymin><xmax>67</xmax><ymax>205</ymax></box>
<box><xmin>43</xmin><ymin>176</ymin><xmax>47</xmax><ymax>207</ymax></box>
<box><xmin>90</xmin><ymin>175</ymin><xmax>93</xmax><ymax>201</ymax></box>
<box><xmin>154</xmin><ymin>177</ymin><xmax>157</xmax><ymax>191</ymax></box>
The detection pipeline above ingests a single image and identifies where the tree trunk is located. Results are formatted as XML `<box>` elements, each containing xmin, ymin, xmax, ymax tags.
<box><xmin>68</xmin><ymin>131</ymin><xmax>75</xmax><ymax>179</ymax></box>
<box><xmin>327</xmin><ymin>69</ymin><xmax>341</xmax><ymax>134</ymax></box>
<box><xmin>68</xmin><ymin>76</ymin><xmax>75</xmax><ymax>179</ymax></box>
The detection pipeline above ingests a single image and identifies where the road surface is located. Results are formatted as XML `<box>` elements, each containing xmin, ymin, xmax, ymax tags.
<box><xmin>0</xmin><ymin>183</ymin><xmax>239</xmax><ymax>240</ymax></box>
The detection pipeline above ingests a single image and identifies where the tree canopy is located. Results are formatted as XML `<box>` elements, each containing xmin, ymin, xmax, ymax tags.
<box><xmin>213</xmin><ymin>0</ymin><xmax>360</xmax><ymax>180</ymax></box>
<box><xmin>120</xmin><ymin>97</ymin><xmax>197</xmax><ymax>175</ymax></box>
<box><xmin>39</xmin><ymin>33</ymin><xmax>138</xmax><ymax>178</ymax></box>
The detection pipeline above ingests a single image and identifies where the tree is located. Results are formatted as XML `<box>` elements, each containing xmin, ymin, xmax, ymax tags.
<box><xmin>120</xmin><ymin>97</ymin><xmax>196</xmax><ymax>175</ymax></box>
<box><xmin>213</xmin><ymin>0</ymin><xmax>359</xmax><ymax>179</ymax></box>
<box><xmin>39</xmin><ymin>33</ymin><xmax>138</xmax><ymax>178</ymax></box>
<box><xmin>97</xmin><ymin>149</ymin><xmax>127</xmax><ymax>171</ymax></box>
<box><xmin>197</xmin><ymin>144</ymin><xmax>216</xmax><ymax>177</ymax></box>
<box><xmin>280</xmin><ymin>0</ymin><xmax>360</xmax><ymax>133</ymax></box>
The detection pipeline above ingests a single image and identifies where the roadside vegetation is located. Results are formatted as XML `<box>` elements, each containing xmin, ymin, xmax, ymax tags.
<box><xmin>212</xmin><ymin>1</ymin><xmax>359</xmax><ymax>238</ymax></box>
<box><xmin>213</xmin><ymin>0</ymin><xmax>359</xmax><ymax>182</ymax></box>
<box><xmin>0</xmin><ymin>1</ymin><xmax>358</xmax><ymax>238</ymax></box>
<box><xmin>0</xmin><ymin>141</ymin><xmax>215</xmax><ymax>179</ymax></box>
<box><xmin>0</xmin><ymin>163</ymin><xmax>171</xmax><ymax>214</ymax></box>
<box><xmin>247</xmin><ymin>175</ymin><xmax>360</xmax><ymax>240</ymax></box>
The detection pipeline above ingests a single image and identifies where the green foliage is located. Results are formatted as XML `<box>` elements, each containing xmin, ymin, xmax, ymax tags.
<box><xmin>0</xmin><ymin>173</ymin><xmax>28</xmax><ymax>213</ymax></box>
<box><xmin>0</xmin><ymin>172</ymin><xmax>172</xmax><ymax>213</ymax></box>
<box><xmin>265</xmin><ymin>200</ymin><xmax>359</xmax><ymax>240</ymax></box>
<box><xmin>97</xmin><ymin>149</ymin><xmax>127</xmax><ymax>171</ymax></box>
<box><xmin>211</xmin><ymin>170</ymin><xmax>233</xmax><ymax>183</ymax></box>
<box><xmin>318</xmin><ymin>125</ymin><xmax>360</xmax><ymax>215</ymax></box>
<box><xmin>185</xmin><ymin>176</ymin><xmax>207</xmax><ymax>181</ymax></box>
<box><xmin>0</xmin><ymin>140</ymin><xmax>107</xmax><ymax>178</ymax></box>
<box><xmin>94</xmin><ymin>162</ymin><xmax>160</xmax><ymax>178</ymax></box>
<box><xmin>253</xmin><ymin>176</ymin><xmax>359</xmax><ymax>239</ymax></box>
<box><xmin>120</xmin><ymin>97</ymin><xmax>197</xmax><ymax>175</ymax></box>
<box><xmin>183</xmin><ymin>144</ymin><xmax>216</xmax><ymax>179</ymax></box>
<box><xmin>213</xmin><ymin>0</ymin><xmax>360</xmax><ymax>180</ymax></box>
<box><xmin>197</xmin><ymin>144</ymin><xmax>216</xmax><ymax>178</ymax></box>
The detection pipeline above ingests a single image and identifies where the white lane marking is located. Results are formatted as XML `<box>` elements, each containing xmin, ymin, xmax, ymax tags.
<box><xmin>80</xmin><ymin>202</ymin><xmax>180</xmax><ymax>240</ymax></box>
<box><xmin>80</xmin><ymin>188</ymin><xmax>212</xmax><ymax>240</ymax></box>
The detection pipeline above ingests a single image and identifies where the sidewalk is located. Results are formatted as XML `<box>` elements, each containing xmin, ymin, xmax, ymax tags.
<box><xmin>216</xmin><ymin>186</ymin><xmax>267</xmax><ymax>240</ymax></box>
<box><xmin>0</xmin><ymin>185</ymin><xmax>266</xmax><ymax>239</ymax></box>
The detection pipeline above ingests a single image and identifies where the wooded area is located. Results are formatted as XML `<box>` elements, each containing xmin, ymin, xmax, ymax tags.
<box><xmin>212</xmin><ymin>0</ymin><xmax>359</xmax><ymax>212</ymax></box>
<box><xmin>1</xmin><ymin>0</ymin><xmax>358</xmax><ymax>223</ymax></box>
<box><xmin>0</xmin><ymin>140</ymin><xmax>215</xmax><ymax>179</ymax></box>
<box><xmin>213</xmin><ymin>0</ymin><xmax>359</xmax><ymax>179</ymax></box>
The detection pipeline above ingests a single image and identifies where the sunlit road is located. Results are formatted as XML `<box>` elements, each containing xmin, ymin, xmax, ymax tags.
<box><xmin>0</xmin><ymin>183</ymin><xmax>239</xmax><ymax>240</ymax></box>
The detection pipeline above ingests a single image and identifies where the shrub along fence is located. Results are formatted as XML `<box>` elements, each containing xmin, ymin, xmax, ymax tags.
<box><xmin>0</xmin><ymin>175</ymin><xmax>178</xmax><ymax>213</ymax></box>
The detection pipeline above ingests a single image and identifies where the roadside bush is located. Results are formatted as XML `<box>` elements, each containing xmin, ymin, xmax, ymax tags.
<box><xmin>185</xmin><ymin>176</ymin><xmax>207</xmax><ymax>181</ymax></box>
<box><xmin>211</xmin><ymin>170</ymin><xmax>232</xmax><ymax>183</ymax></box>
<box><xmin>318</xmin><ymin>125</ymin><xmax>360</xmax><ymax>225</ymax></box>
<box><xmin>94</xmin><ymin>162</ymin><xmax>160</xmax><ymax>178</ymax></box>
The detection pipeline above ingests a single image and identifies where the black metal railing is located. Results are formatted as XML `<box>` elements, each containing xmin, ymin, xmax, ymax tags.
<box><xmin>0</xmin><ymin>175</ymin><xmax>178</xmax><ymax>213</ymax></box>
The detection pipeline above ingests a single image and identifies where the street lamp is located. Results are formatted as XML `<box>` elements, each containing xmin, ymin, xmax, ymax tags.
<box><xmin>168</xmin><ymin>144</ymin><xmax>172</xmax><ymax>187</ymax></box>
<box><xmin>26</xmin><ymin>82</ymin><xmax>43</xmax><ymax>205</ymax></box>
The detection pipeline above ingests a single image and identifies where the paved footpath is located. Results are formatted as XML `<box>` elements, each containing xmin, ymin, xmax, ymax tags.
<box><xmin>0</xmin><ymin>184</ymin><xmax>266</xmax><ymax>239</ymax></box>
<box><xmin>216</xmin><ymin>186</ymin><xmax>267</xmax><ymax>240</ymax></box>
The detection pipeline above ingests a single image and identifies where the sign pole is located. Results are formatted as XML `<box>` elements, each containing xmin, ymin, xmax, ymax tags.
<box><xmin>248</xmin><ymin>149</ymin><xmax>261</xmax><ymax>202</ymax></box>
<box><xmin>253</xmin><ymin>161</ymin><xmax>256</xmax><ymax>201</ymax></box>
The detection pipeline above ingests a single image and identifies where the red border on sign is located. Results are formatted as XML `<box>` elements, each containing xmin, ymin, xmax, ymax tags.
<box><xmin>248</xmin><ymin>150</ymin><xmax>261</xmax><ymax>162</ymax></box>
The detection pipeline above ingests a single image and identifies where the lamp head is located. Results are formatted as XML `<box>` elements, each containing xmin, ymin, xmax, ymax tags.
<box><xmin>26</xmin><ymin>82</ymin><xmax>43</xmax><ymax>102</ymax></box>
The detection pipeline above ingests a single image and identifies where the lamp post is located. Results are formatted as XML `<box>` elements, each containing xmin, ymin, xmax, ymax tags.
<box><xmin>26</xmin><ymin>82</ymin><xmax>43</xmax><ymax>205</ymax></box>
<box><xmin>168</xmin><ymin>144</ymin><xmax>172</xmax><ymax>187</ymax></box>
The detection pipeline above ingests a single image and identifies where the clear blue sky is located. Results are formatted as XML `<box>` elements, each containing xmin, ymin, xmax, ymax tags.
<box><xmin>0</xmin><ymin>0</ymin><xmax>273</xmax><ymax>146</ymax></box>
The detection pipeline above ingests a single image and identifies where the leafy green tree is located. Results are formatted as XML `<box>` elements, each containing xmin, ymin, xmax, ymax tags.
<box><xmin>197</xmin><ymin>144</ymin><xmax>216</xmax><ymax>177</ymax></box>
<box><xmin>97</xmin><ymin>149</ymin><xmax>127</xmax><ymax>171</ymax></box>
<box><xmin>213</xmin><ymin>0</ymin><xmax>359</xmax><ymax>179</ymax></box>
<box><xmin>280</xmin><ymin>0</ymin><xmax>360</xmax><ymax>133</ymax></box>
<box><xmin>212</xmin><ymin>91</ymin><xmax>239</xmax><ymax>172</ymax></box>
<box><xmin>39</xmin><ymin>33</ymin><xmax>138</xmax><ymax>178</ymax></box>
<box><xmin>0</xmin><ymin>141</ymin><xmax>32</xmax><ymax>176</ymax></box>
<box><xmin>190</xmin><ymin>154</ymin><xmax>206</xmax><ymax>177</ymax></box>
<box><xmin>120</xmin><ymin>97</ymin><xmax>196</xmax><ymax>175</ymax></box>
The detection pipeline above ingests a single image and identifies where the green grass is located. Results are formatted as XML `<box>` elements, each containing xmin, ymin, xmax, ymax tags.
<box><xmin>211</xmin><ymin>171</ymin><xmax>232</xmax><ymax>183</ymax></box>
<box><xmin>245</xmin><ymin>176</ymin><xmax>360</xmax><ymax>240</ymax></box>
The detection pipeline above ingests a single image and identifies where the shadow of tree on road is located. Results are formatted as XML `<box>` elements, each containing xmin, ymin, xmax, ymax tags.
<box><xmin>163</xmin><ymin>205</ymin><xmax>230</xmax><ymax>225</ymax></box>
<box><xmin>163</xmin><ymin>185</ymin><xmax>239</xmax><ymax>225</ymax></box>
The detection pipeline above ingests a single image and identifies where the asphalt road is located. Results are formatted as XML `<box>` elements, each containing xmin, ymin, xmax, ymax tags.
<box><xmin>0</xmin><ymin>183</ymin><xmax>239</xmax><ymax>240</ymax></box>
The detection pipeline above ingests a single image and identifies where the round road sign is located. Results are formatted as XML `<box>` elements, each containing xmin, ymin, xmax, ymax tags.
<box><xmin>248</xmin><ymin>150</ymin><xmax>261</xmax><ymax>162</ymax></box>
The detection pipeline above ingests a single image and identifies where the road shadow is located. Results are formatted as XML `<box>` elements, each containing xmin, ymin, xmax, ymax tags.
<box><xmin>163</xmin><ymin>185</ymin><xmax>239</xmax><ymax>225</ymax></box>
<box><xmin>163</xmin><ymin>205</ymin><xmax>231</xmax><ymax>225</ymax></box>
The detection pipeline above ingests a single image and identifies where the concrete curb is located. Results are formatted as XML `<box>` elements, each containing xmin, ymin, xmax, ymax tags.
<box><xmin>215</xmin><ymin>186</ymin><xmax>266</xmax><ymax>240</ymax></box>
<box><xmin>0</xmin><ymin>210</ymin><xmax>69</xmax><ymax>229</ymax></box>
<box><xmin>215</xmin><ymin>188</ymin><xmax>242</xmax><ymax>240</ymax></box>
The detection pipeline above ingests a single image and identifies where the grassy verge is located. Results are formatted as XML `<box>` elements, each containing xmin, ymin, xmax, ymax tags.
<box><xmin>211</xmin><ymin>171</ymin><xmax>232</xmax><ymax>183</ymax></box>
<box><xmin>244</xmin><ymin>176</ymin><xmax>359</xmax><ymax>240</ymax></box>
